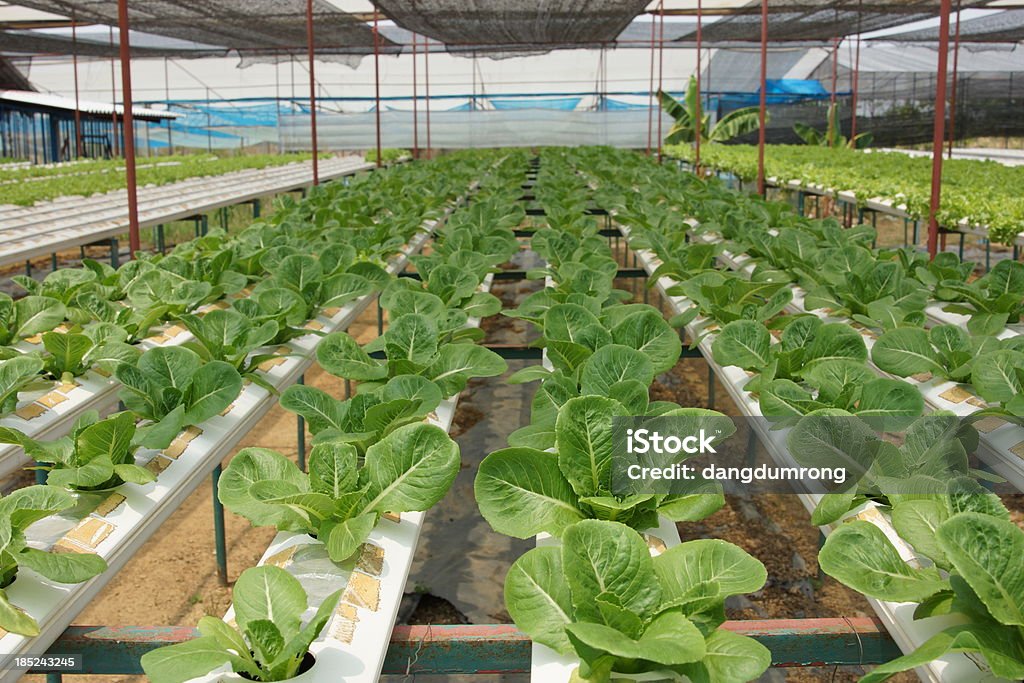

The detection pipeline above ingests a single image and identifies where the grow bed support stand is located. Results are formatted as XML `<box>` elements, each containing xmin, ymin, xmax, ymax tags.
<box><xmin>34</xmin><ymin>618</ymin><xmax>901</xmax><ymax>677</ymax></box>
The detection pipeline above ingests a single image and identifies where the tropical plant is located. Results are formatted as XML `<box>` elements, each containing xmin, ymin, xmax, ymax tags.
<box><xmin>659</xmin><ymin>78</ymin><xmax>763</xmax><ymax>145</ymax></box>
<box><xmin>793</xmin><ymin>103</ymin><xmax>874</xmax><ymax>149</ymax></box>
<box><xmin>140</xmin><ymin>565</ymin><xmax>341</xmax><ymax>683</ymax></box>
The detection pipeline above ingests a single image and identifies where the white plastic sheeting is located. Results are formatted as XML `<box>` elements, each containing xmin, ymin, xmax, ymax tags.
<box><xmin>280</xmin><ymin>109</ymin><xmax>675</xmax><ymax>149</ymax></box>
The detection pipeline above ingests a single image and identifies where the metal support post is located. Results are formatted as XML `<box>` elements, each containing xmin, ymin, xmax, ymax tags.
<box><xmin>212</xmin><ymin>464</ymin><xmax>228</xmax><ymax>585</ymax></box>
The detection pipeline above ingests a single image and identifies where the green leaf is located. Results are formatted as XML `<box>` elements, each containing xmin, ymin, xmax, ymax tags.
<box><xmin>76</xmin><ymin>411</ymin><xmax>136</xmax><ymax>464</ymax></box>
<box><xmin>424</xmin><ymin>344</ymin><xmax>507</xmax><ymax>397</ymax></box>
<box><xmin>384</xmin><ymin>314</ymin><xmax>438</xmax><ymax>366</ymax></box>
<box><xmin>308</xmin><ymin>442</ymin><xmax>358</xmax><ymax>497</ymax></box>
<box><xmin>937</xmin><ymin>512</ymin><xmax>1024</xmax><ymax>626</ymax></box>
<box><xmin>280</xmin><ymin>384</ymin><xmax>346</xmax><ymax>434</ymax></box>
<box><xmin>561</xmin><ymin>519</ymin><xmax>662</xmax><ymax>623</ymax></box>
<box><xmin>972</xmin><ymin>350</ymin><xmax>1024</xmax><ymax>404</ymax></box>
<box><xmin>475</xmin><ymin>447</ymin><xmax>585</xmax><ymax>538</ymax></box>
<box><xmin>232</xmin><ymin>565</ymin><xmax>306</xmax><ymax>640</ymax></box>
<box><xmin>360</xmin><ymin>423</ymin><xmax>460</xmax><ymax>514</ymax></box>
<box><xmin>653</xmin><ymin>539</ymin><xmax>767</xmax><ymax>602</ymax></box>
<box><xmin>323</xmin><ymin>512</ymin><xmax>377</xmax><ymax>563</ymax></box>
<box><xmin>871</xmin><ymin>327</ymin><xmax>944</xmax><ymax>377</ymax></box>
<box><xmin>819</xmin><ymin>520</ymin><xmax>948</xmax><ymax>602</ymax></box>
<box><xmin>505</xmin><ymin>546</ymin><xmax>574</xmax><ymax>655</ymax></box>
<box><xmin>140</xmin><ymin>636</ymin><xmax>232</xmax><ymax>683</ymax></box>
<box><xmin>218</xmin><ymin>448</ymin><xmax>310</xmax><ymax>529</ymax></box>
<box><xmin>565</xmin><ymin>611</ymin><xmax>705</xmax><ymax>667</ymax></box>
<box><xmin>16</xmin><ymin>547</ymin><xmax>106</xmax><ymax>583</ymax></box>
<box><xmin>184</xmin><ymin>360</ymin><xmax>242</xmax><ymax>425</ymax></box>
<box><xmin>555</xmin><ymin>396</ymin><xmax>620</xmax><ymax>497</ymax></box>
<box><xmin>681</xmin><ymin>629</ymin><xmax>772</xmax><ymax>683</ymax></box>
<box><xmin>891</xmin><ymin>499</ymin><xmax>950</xmax><ymax>569</ymax></box>
<box><xmin>316</xmin><ymin>332</ymin><xmax>387</xmax><ymax>381</ymax></box>
<box><xmin>610</xmin><ymin>310</ymin><xmax>682</xmax><ymax>374</ymax></box>
<box><xmin>579</xmin><ymin>345</ymin><xmax>653</xmax><ymax>395</ymax></box>
<box><xmin>711</xmin><ymin>321</ymin><xmax>770</xmax><ymax>370</ymax></box>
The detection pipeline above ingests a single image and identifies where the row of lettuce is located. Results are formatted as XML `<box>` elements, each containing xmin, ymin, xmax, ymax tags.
<box><xmin>471</xmin><ymin>154</ymin><xmax>775</xmax><ymax>683</ymax></box>
<box><xmin>0</xmin><ymin>153</ymin><xmax>329</xmax><ymax>207</ymax></box>
<box><xmin>139</xmin><ymin>156</ymin><xmax>532</xmax><ymax>683</ymax></box>
<box><xmin>0</xmin><ymin>151</ymin><xmax>508</xmax><ymax>640</ymax></box>
<box><xmin>668</xmin><ymin>143</ymin><xmax>1024</xmax><ymax>247</ymax></box>
<box><xmin>574</xmin><ymin>146</ymin><xmax>1023</xmax><ymax>682</ymax></box>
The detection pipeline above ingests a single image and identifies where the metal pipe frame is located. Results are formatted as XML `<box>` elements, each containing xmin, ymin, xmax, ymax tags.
<box><xmin>116</xmin><ymin>0</ymin><xmax>141</xmax><ymax>255</ymax></box>
<box><xmin>928</xmin><ymin>0</ymin><xmax>954</xmax><ymax>260</ymax></box>
<box><xmin>694</xmin><ymin>0</ymin><xmax>703</xmax><ymax>169</ymax></box>
<box><xmin>948</xmin><ymin>2</ymin><xmax>962</xmax><ymax>159</ymax></box>
<box><xmin>756</xmin><ymin>0</ymin><xmax>767</xmax><ymax>196</ymax></box>
<box><xmin>373</xmin><ymin>8</ymin><xmax>383</xmax><ymax>168</ymax></box>
<box><xmin>38</xmin><ymin>618</ymin><xmax>901</xmax><ymax>675</ymax></box>
<box><xmin>646</xmin><ymin>11</ymin><xmax>656</xmax><ymax>156</ymax></box>
<box><xmin>656</xmin><ymin>0</ymin><xmax>666</xmax><ymax>164</ymax></box>
<box><xmin>412</xmin><ymin>33</ymin><xmax>419</xmax><ymax>158</ymax></box>
<box><xmin>305</xmin><ymin>0</ymin><xmax>319</xmax><ymax>185</ymax></box>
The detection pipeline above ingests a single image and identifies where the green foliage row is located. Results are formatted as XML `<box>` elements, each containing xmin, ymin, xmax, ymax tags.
<box><xmin>667</xmin><ymin>144</ymin><xmax>1024</xmax><ymax>246</ymax></box>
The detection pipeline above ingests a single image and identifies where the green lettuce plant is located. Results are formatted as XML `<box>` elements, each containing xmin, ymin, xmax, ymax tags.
<box><xmin>218</xmin><ymin>423</ymin><xmax>460</xmax><ymax>562</ymax></box>
<box><xmin>0</xmin><ymin>410</ymin><xmax>178</xmax><ymax>490</ymax></box>
<box><xmin>507</xmin><ymin>519</ymin><xmax>770</xmax><ymax>683</ymax></box>
<box><xmin>141</xmin><ymin>565</ymin><xmax>341</xmax><ymax>683</ymax></box>
<box><xmin>0</xmin><ymin>485</ymin><xmax>107</xmax><ymax>636</ymax></box>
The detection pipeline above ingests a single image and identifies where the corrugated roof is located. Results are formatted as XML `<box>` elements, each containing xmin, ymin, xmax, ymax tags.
<box><xmin>0</xmin><ymin>89</ymin><xmax>179</xmax><ymax>119</ymax></box>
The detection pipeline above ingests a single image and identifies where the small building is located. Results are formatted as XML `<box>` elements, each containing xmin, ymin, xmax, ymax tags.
<box><xmin>0</xmin><ymin>88</ymin><xmax>178</xmax><ymax>163</ymax></box>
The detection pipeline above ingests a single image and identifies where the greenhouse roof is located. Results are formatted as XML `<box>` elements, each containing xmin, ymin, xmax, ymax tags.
<box><xmin>5</xmin><ymin>0</ymin><xmax>394</xmax><ymax>53</ymax></box>
<box><xmin>0</xmin><ymin>88</ymin><xmax>180</xmax><ymax>119</ymax></box>
<box><xmin>877</xmin><ymin>8</ymin><xmax>1024</xmax><ymax>42</ymax></box>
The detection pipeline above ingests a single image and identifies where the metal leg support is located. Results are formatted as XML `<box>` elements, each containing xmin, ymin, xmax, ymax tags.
<box><xmin>297</xmin><ymin>375</ymin><xmax>306</xmax><ymax>472</ymax></box>
<box><xmin>212</xmin><ymin>464</ymin><xmax>228</xmax><ymax>585</ymax></box>
<box><xmin>707</xmin><ymin>366</ymin><xmax>716</xmax><ymax>410</ymax></box>
<box><xmin>110</xmin><ymin>238</ymin><xmax>119</xmax><ymax>268</ymax></box>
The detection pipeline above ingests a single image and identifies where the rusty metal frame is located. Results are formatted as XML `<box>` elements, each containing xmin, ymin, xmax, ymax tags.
<box><xmin>928</xmin><ymin>0</ymin><xmax>954</xmax><ymax>259</ymax></box>
<box><xmin>305</xmin><ymin>0</ymin><xmax>319</xmax><ymax>185</ymax></box>
<box><xmin>116</xmin><ymin>0</ymin><xmax>140</xmax><ymax>255</ymax></box>
<box><xmin>37</xmin><ymin>618</ymin><xmax>901</xmax><ymax>676</ymax></box>
<box><xmin>756</xmin><ymin>0</ymin><xmax>767</xmax><ymax>196</ymax></box>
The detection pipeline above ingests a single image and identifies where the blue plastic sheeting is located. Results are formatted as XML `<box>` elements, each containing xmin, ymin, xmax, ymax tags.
<box><xmin>764</xmin><ymin>79</ymin><xmax>829</xmax><ymax>96</ymax></box>
<box><xmin>489</xmin><ymin>97</ymin><xmax>581</xmax><ymax>110</ymax></box>
<box><xmin>604</xmin><ymin>98</ymin><xmax>648</xmax><ymax>110</ymax></box>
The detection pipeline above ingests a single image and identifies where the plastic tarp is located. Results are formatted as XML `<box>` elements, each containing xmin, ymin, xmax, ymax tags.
<box><xmin>489</xmin><ymin>96</ymin><xmax>582</xmax><ymax>110</ymax></box>
<box><xmin>765</xmin><ymin>78</ymin><xmax>828</xmax><ymax>95</ymax></box>
<box><xmin>279</xmin><ymin>109</ymin><xmax>674</xmax><ymax>149</ymax></box>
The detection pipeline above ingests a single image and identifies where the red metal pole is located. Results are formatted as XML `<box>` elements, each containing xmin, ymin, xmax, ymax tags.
<box><xmin>757</xmin><ymin>0</ymin><xmax>768</xmax><ymax>196</ymax></box>
<box><xmin>829</xmin><ymin>36</ymin><xmax>838</xmax><ymax>147</ymax></box>
<box><xmin>850</xmin><ymin>5</ymin><xmax>862</xmax><ymax>142</ymax></box>
<box><xmin>412</xmin><ymin>34</ymin><xmax>419</xmax><ymax>159</ymax></box>
<box><xmin>116</xmin><ymin>0</ymin><xmax>140</xmax><ymax>256</ymax></box>
<box><xmin>656</xmin><ymin>0</ymin><xmax>665</xmax><ymax>163</ymax></box>
<box><xmin>694</xmin><ymin>0</ymin><xmax>702</xmax><ymax>169</ymax></box>
<box><xmin>71</xmin><ymin>13</ymin><xmax>82</xmax><ymax>158</ymax></box>
<box><xmin>948</xmin><ymin>4</ymin><xmax>962</xmax><ymax>159</ymax></box>
<box><xmin>646</xmin><ymin>12</ymin><xmax>656</xmax><ymax>156</ymax></box>
<box><xmin>305</xmin><ymin>0</ymin><xmax>319</xmax><ymax>185</ymax></box>
<box><xmin>109</xmin><ymin>27</ymin><xmax>119</xmax><ymax>157</ymax></box>
<box><xmin>373</xmin><ymin>8</ymin><xmax>382</xmax><ymax>168</ymax></box>
<box><xmin>425</xmin><ymin>38</ymin><xmax>432</xmax><ymax>155</ymax></box>
<box><xmin>928</xmin><ymin>0</ymin><xmax>954</xmax><ymax>260</ymax></box>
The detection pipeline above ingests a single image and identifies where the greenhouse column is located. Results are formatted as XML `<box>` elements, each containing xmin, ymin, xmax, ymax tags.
<box><xmin>646</xmin><ymin>8</ymin><xmax>656</xmax><ymax>156</ymax></box>
<box><xmin>373</xmin><ymin>8</ymin><xmax>383</xmax><ymax>168</ymax></box>
<box><xmin>425</xmin><ymin>38</ymin><xmax>432</xmax><ymax>155</ymax></box>
<box><xmin>412</xmin><ymin>34</ymin><xmax>419</xmax><ymax>158</ymax></box>
<box><xmin>117</xmin><ymin>0</ymin><xmax>141</xmax><ymax>255</ymax></box>
<box><xmin>71</xmin><ymin>12</ymin><xmax>82</xmax><ymax>158</ymax></box>
<box><xmin>305</xmin><ymin>0</ymin><xmax>319</xmax><ymax>186</ymax></box>
<box><xmin>656</xmin><ymin>0</ymin><xmax>665</xmax><ymax>164</ymax></box>
<box><xmin>756</xmin><ymin>0</ymin><xmax>768</xmax><ymax>196</ymax></box>
<box><xmin>928</xmin><ymin>0</ymin><xmax>954</xmax><ymax>259</ymax></box>
<box><xmin>948</xmin><ymin>3</ymin><xmax>962</xmax><ymax>158</ymax></box>
<box><xmin>694</xmin><ymin>0</ymin><xmax>702</xmax><ymax>169</ymax></box>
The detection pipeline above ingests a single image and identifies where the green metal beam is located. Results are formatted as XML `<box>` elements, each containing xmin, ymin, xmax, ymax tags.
<box><xmin>38</xmin><ymin>618</ymin><xmax>901</xmax><ymax>675</ymax></box>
